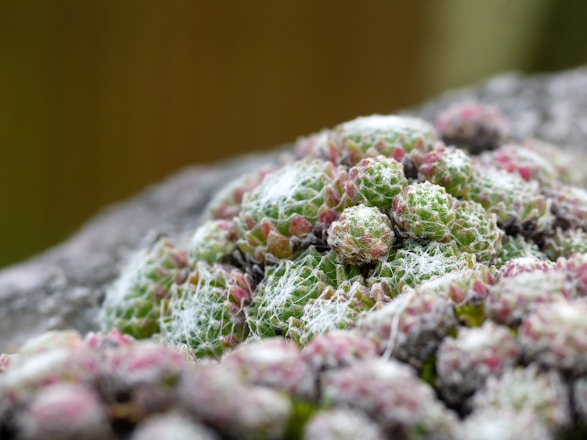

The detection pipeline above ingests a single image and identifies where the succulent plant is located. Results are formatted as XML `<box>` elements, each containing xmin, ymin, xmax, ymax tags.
<box><xmin>478</xmin><ymin>144</ymin><xmax>558</xmax><ymax>183</ymax></box>
<box><xmin>543</xmin><ymin>227</ymin><xmax>587</xmax><ymax>260</ymax></box>
<box><xmin>357</xmin><ymin>290</ymin><xmax>458</xmax><ymax>369</ymax></box>
<box><xmin>344</xmin><ymin>155</ymin><xmax>407</xmax><ymax>209</ymax></box>
<box><xmin>369</xmin><ymin>241</ymin><xmax>476</xmax><ymax>297</ymax></box>
<box><xmin>16</xmin><ymin>382</ymin><xmax>114</xmax><ymax>440</ymax></box>
<box><xmin>235</xmin><ymin>159</ymin><xmax>348</xmax><ymax>263</ymax></box>
<box><xmin>246</xmin><ymin>246</ymin><xmax>360</xmax><ymax>341</ymax></box>
<box><xmin>189</xmin><ymin>219</ymin><xmax>239</xmax><ymax>264</ymax></box>
<box><xmin>519</xmin><ymin>299</ymin><xmax>587</xmax><ymax>376</ymax></box>
<box><xmin>327</xmin><ymin>204</ymin><xmax>394</xmax><ymax>265</ymax></box>
<box><xmin>435</xmin><ymin>101</ymin><xmax>511</xmax><ymax>154</ymax></box>
<box><xmin>450</xmin><ymin>199</ymin><xmax>503</xmax><ymax>263</ymax></box>
<box><xmin>524</xmin><ymin>138</ymin><xmax>586</xmax><ymax>186</ymax></box>
<box><xmin>494</xmin><ymin>235</ymin><xmax>548</xmax><ymax>267</ymax></box>
<box><xmin>469</xmin><ymin>165</ymin><xmax>553</xmax><ymax>236</ymax></box>
<box><xmin>391</xmin><ymin>181</ymin><xmax>456</xmax><ymax>242</ymax></box>
<box><xmin>320</xmin><ymin>358</ymin><xmax>458</xmax><ymax>439</ymax></box>
<box><xmin>436</xmin><ymin>321</ymin><xmax>518</xmax><ymax>405</ymax></box>
<box><xmin>485</xmin><ymin>268</ymin><xmax>572</xmax><ymax>327</ymax></box>
<box><xmin>293</xmin><ymin>281</ymin><xmax>386</xmax><ymax>345</ymax></box>
<box><xmin>178</xmin><ymin>363</ymin><xmax>292</xmax><ymax>440</ymax></box>
<box><xmin>328</xmin><ymin>114</ymin><xmax>436</xmax><ymax>166</ymax></box>
<box><xmin>418</xmin><ymin>145</ymin><xmax>474</xmax><ymax>198</ymax></box>
<box><xmin>470</xmin><ymin>365</ymin><xmax>571</xmax><ymax>433</ymax></box>
<box><xmin>303</xmin><ymin>408</ymin><xmax>386</xmax><ymax>440</ymax></box>
<box><xmin>543</xmin><ymin>182</ymin><xmax>587</xmax><ymax>230</ymax></box>
<box><xmin>221</xmin><ymin>337</ymin><xmax>316</xmax><ymax>400</ymax></box>
<box><xmin>160</xmin><ymin>262</ymin><xmax>253</xmax><ymax>359</ymax></box>
<box><xmin>300</xmin><ymin>329</ymin><xmax>379</xmax><ymax>373</ymax></box>
<box><xmin>100</xmin><ymin>238</ymin><xmax>190</xmax><ymax>339</ymax></box>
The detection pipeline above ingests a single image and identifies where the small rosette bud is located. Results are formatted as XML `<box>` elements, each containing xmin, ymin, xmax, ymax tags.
<box><xmin>161</xmin><ymin>262</ymin><xmax>252</xmax><ymax>359</ymax></box>
<box><xmin>469</xmin><ymin>165</ymin><xmax>552</xmax><ymax>237</ymax></box>
<box><xmin>247</xmin><ymin>247</ymin><xmax>359</xmax><ymax>340</ymax></box>
<box><xmin>16</xmin><ymin>383</ymin><xmax>113</xmax><ymax>440</ymax></box>
<box><xmin>345</xmin><ymin>155</ymin><xmax>407</xmax><ymax>209</ymax></box>
<box><xmin>327</xmin><ymin>205</ymin><xmax>394</xmax><ymax>265</ymax></box>
<box><xmin>131</xmin><ymin>413</ymin><xmax>219</xmax><ymax>440</ymax></box>
<box><xmin>178</xmin><ymin>364</ymin><xmax>291</xmax><ymax>440</ymax></box>
<box><xmin>300</xmin><ymin>329</ymin><xmax>379</xmax><ymax>373</ymax></box>
<box><xmin>519</xmin><ymin>299</ymin><xmax>587</xmax><ymax>376</ymax></box>
<box><xmin>329</xmin><ymin>115</ymin><xmax>436</xmax><ymax>166</ymax></box>
<box><xmin>369</xmin><ymin>241</ymin><xmax>476</xmax><ymax>297</ymax></box>
<box><xmin>450</xmin><ymin>199</ymin><xmax>503</xmax><ymax>263</ymax></box>
<box><xmin>479</xmin><ymin>144</ymin><xmax>558</xmax><ymax>183</ymax></box>
<box><xmin>485</xmin><ymin>268</ymin><xmax>572</xmax><ymax>327</ymax></box>
<box><xmin>391</xmin><ymin>182</ymin><xmax>456</xmax><ymax>242</ymax></box>
<box><xmin>418</xmin><ymin>145</ymin><xmax>474</xmax><ymax>198</ymax></box>
<box><xmin>436</xmin><ymin>322</ymin><xmax>518</xmax><ymax>404</ymax></box>
<box><xmin>303</xmin><ymin>408</ymin><xmax>386</xmax><ymax>440</ymax></box>
<box><xmin>221</xmin><ymin>337</ymin><xmax>316</xmax><ymax>400</ymax></box>
<box><xmin>100</xmin><ymin>238</ymin><xmax>190</xmax><ymax>339</ymax></box>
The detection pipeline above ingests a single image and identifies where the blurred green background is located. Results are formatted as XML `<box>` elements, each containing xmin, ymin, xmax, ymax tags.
<box><xmin>1</xmin><ymin>0</ymin><xmax>586</xmax><ymax>268</ymax></box>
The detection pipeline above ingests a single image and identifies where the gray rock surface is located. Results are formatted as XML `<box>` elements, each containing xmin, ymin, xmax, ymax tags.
<box><xmin>1</xmin><ymin>66</ymin><xmax>587</xmax><ymax>351</ymax></box>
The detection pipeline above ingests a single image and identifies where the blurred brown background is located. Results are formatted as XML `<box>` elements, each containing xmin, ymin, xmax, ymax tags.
<box><xmin>1</xmin><ymin>0</ymin><xmax>586</xmax><ymax>268</ymax></box>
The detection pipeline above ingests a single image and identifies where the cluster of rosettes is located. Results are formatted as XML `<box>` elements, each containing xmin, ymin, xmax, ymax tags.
<box><xmin>0</xmin><ymin>330</ymin><xmax>459</xmax><ymax>439</ymax></box>
<box><xmin>22</xmin><ymin>101</ymin><xmax>582</xmax><ymax>437</ymax></box>
<box><xmin>100</xmin><ymin>102</ymin><xmax>587</xmax><ymax>359</ymax></box>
